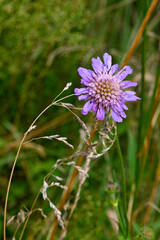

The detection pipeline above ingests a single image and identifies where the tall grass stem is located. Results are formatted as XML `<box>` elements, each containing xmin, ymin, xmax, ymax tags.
<box><xmin>116</xmin><ymin>131</ymin><xmax>129</xmax><ymax>237</ymax></box>
<box><xmin>122</xmin><ymin>0</ymin><xmax>159</xmax><ymax>68</ymax></box>
<box><xmin>136</xmin><ymin>73</ymin><xmax>160</xmax><ymax>193</ymax></box>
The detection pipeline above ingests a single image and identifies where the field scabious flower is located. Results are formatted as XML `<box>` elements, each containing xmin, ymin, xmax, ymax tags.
<box><xmin>74</xmin><ymin>53</ymin><xmax>140</xmax><ymax>122</ymax></box>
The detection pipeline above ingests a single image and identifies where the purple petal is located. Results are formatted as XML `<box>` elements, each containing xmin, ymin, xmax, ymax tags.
<box><xmin>116</xmin><ymin>66</ymin><xmax>133</xmax><ymax>81</ymax></box>
<box><xmin>81</xmin><ymin>79</ymin><xmax>90</xmax><ymax>86</ymax></box>
<box><xmin>92</xmin><ymin>102</ymin><xmax>98</xmax><ymax>112</ymax></box>
<box><xmin>102</xmin><ymin>65</ymin><xmax>108</xmax><ymax>75</ymax></box>
<box><xmin>96</xmin><ymin>105</ymin><xmax>105</xmax><ymax>120</ymax></box>
<box><xmin>78</xmin><ymin>67</ymin><xmax>92</xmax><ymax>80</ymax></box>
<box><xmin>81</xmin><ymin>100</ymin><xmax>93</xmax><ymax>115</ymax></box>
<box><xmin>126</xmin><ymin>96</ymin><xmax>141</xmax><ymax>101</ymax></box>
<box><xmin>92</xmin><ymin>57</ymin><xmax>103</xmax><ymax>74</ymax></box>
<box><xmin>119</xmin><ymin>109</ymin><xmax>127</xmax><ymax>118</ymax></box>
<box><xmin>120</xmin><ymin>81</ymin><xmax>137</xmax><ymax>89</ymax></box>
<box><xmin>109</xmin><ymin>64</ymin><xmax>118</xmax><ymax>75</ymax></box>
<box><xmin>74</xmin><ymin>88</ymin><xmax>88</xmax><ymax>95</ymax></box>
<box><xmin>78</xmin><ymin>94</ymin><xmax>89</xmax><ymax>101</ymax></box>
<box><xmin>125</xmin><ymin>90</ymin><xmax>136</xmax><ymax>95</ymax></box>
<box><xmin>88</xmin><ymin>69</ymin><xmax>97</xmax><ymax>79</ymax></box>
<box><xmin>111</xmin><ymin>109</ymin><xmax>123</xmax><ymax>122</ymax></box>
<box><xmin>103</xmin><ymin>53</ymin><xmax>112</xmax><ymax>71</ymax></box>
<box><xmin>122</xmin><ymin>103</ymin><xmax>128</xmax><ymax>110</ymax></box>
<box><xmin>115</xmin><ymin>103</ymin><xmax>127</xmax><ymax>118</ymax></box>
<box><xmin>106</xmin><ymin>105</ymin><xmax>109</xmax><ymax>111</ymax></box>
<box><xmin>123</xmin><ymin>91</ymin><xmax>141</xmax><ymax>101</ymax></box>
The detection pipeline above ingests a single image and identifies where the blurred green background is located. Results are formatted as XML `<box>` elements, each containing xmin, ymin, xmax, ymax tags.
<box><xmin>0</xmin><ymin>0</ymin><xmax>160</xmax><ymax>239</ymax></box>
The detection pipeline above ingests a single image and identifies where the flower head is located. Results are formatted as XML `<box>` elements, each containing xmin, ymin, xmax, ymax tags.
<box><xmin>74</xmin><ymin>53</ymin><xmax>140</xmax><ymax>122</ymax></box>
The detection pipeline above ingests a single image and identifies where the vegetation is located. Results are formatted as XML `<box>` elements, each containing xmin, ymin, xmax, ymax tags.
<box><xmin>0</xmin><ymin>0</ymin><xmax>160</xmax><ymax>239</ymax></box>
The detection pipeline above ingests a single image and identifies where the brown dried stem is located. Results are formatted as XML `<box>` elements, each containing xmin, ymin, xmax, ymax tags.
<box><xmin>144</xmin><ymin>161</ymin><xmax>160</xmax><ymax>224</ymax></box>
<box><xmin>122</xmin><ymin>0</ymin><xmax>159</xmax><ymax>68</ymax></box>
<box><xmin>143</xmin><ymin>75</ymin><xmax>160</xmax><ymax>157</ymax></box>
<box><xmin>136</xmin><ymin>74</ymin><xmax>160</xmax><ymax>193</ymax></box>
<box><xmin>142</xmin><ymin>75</ymin><xmax>160</xmax><ymax>223</ymax></box>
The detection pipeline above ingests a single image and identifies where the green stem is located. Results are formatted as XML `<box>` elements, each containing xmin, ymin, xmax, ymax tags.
<box><xmin>116</xmin><ymin>130</ymin><xmax>129</xmax><ymax>237</ymax></box>
<box><xmin>116</xmin><ymin>203</ymin><xmax>126</xmax><ymax>237</ymax></box>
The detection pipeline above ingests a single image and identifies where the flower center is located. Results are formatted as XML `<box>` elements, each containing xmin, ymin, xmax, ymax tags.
<box><xmin>88</xmin><ymin>75</ymin><xmax>122</xmax><ymax>106</ymax></box>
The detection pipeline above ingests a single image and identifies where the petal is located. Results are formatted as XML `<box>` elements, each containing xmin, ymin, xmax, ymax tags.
<box><xmin>111</xmin><ymin>109</ymin><xmax>123</xmax><ymax>122</ymax></box>
<box><xmin>96</xmin><ymin>105</ymin><xmax>105</xmax><ymax>120</ymax></box>
<box><xmin>81</xmin><ymin>79</ymin><xmax>90</xmax><ymax>86</ymax></box>
<box><xmin>116</xmin><ymin>66</ymin><xmax>133</xmax><ymax>81</ymax></box>
<box><xmin>103</xmin><ymin>53</ymin><xmax>112</xmax><ymax>71</ymax></box>
<box><xmin>114</xmin><ymin>103</ymin><xmax>127</xmax><ymax>118</ymax></box>
<box><xmin>81</xmin><ymin>100</ymin><xmax>93</xmax><ymax>115</ymax></box>
<box><xmin>122</xmin><ymin>103</ymin><xmax>128</xmax><ymax>110</ymax></box>
<box><xmin>74</xmin><ymin>88</ymin><xmax>88</xmax><ymax>95</ymax></box>
<box><xmin>78</xmin><ymin>94</ymin><xmax>89</xmax><ymax>100</ymax></box>
<box><xmin>125</xmin><ymin>95</ymin><xmax>141</xmax><ymax>101</ymax></box>
<box><xmin>102</xmin><ymin>65</ymin><xmax>108</xmax><ymax>75</ymax></box>
<box><xmin>88</xmin><ymin>69</ymin><xmax>97</xmax><ymax>79</ymax></box>
<box><xmin>125</xmin><ymin>90</ymin><xmax>136</xmax><ymax>95</ymax></box>
<box><xmin>120</xmin><ymin>81</ymin><xmax>137</xmax><ymax>89</ymax></box>
<box><xmin>109</xmin><ymin>64</ymin><xmax>118</xmax><ymax>75</ymax></box>
<box><xmin>92</xmin><ymin>57</ymin><xmax>103</xmax><ymax>74</ymax></box>
<box><xmin>123</xmin><ymin>91</ymin><xmax>141</xmax><ymax>101</ymax></box>
<box><xmin>119</xmin><ymin>108</ymin><xmax>127</xmax><ymax>118</ymax></box>
<box><xmin>92</xmin><ymin>102</ymin><xmax>98</xmax><ymax>112</ymax></box>
<box><xmin>106</xmin><ymin>105</ymin><xmax>109</xmax><ymax>111</ymax></box>
<box><xmin>78</xmin><ymin>67</ymin><xmax>92</xmax><ymax>80</ymax></box>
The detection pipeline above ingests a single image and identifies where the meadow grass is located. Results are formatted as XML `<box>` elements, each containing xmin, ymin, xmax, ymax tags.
<box><xmin>1</xmin><ymin>0</ymin><xmax>160</xmax><ymax>239</ymax></box>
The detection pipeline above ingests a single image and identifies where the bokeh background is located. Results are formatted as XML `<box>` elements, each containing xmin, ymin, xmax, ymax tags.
<box><xmin>0</xmin><ymin>0</ymin><xmax>160</xmax><ymax>239</ymax></box>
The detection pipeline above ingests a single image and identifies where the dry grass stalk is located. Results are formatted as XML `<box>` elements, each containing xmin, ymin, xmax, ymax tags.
<box><xmin>143</xmin><ymin>75</ymin><xmax>160</xmax><ymax>157</ymax></box>
<box><xmin>143</xmin><ymin>161</ymin><xmax>160</xmax><ymax>224</ymax></box>
<box><xmin>59</xmin><ymin>157</ymin><xmax>92</xmax><ymax>240</ymax></box>
<box><xmin>4</xmin><ymin>82</ymin><xmax>74</xmax><ymax>240</ymax></box>
<box><xmin>50</xmin><ymin>121</ymin><xmax>100</xmax><ymax>239</ymax></box>
<box><xmin>122</xmin><ymin>0</ymin><xmax>159</xmax><ymax>68</ymax></box>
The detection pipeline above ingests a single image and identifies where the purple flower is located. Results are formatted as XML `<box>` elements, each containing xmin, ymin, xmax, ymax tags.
<box><xmin>74</xmin><ymin>53</ymin><xmax>140</xmax><ymax>122</ymax></box>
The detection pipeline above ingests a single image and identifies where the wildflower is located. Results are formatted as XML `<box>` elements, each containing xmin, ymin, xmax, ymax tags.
<box><xmin>74</xmin><ymin>53</ymin><xmax>140</xmax><ymax>122</ymax></box>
